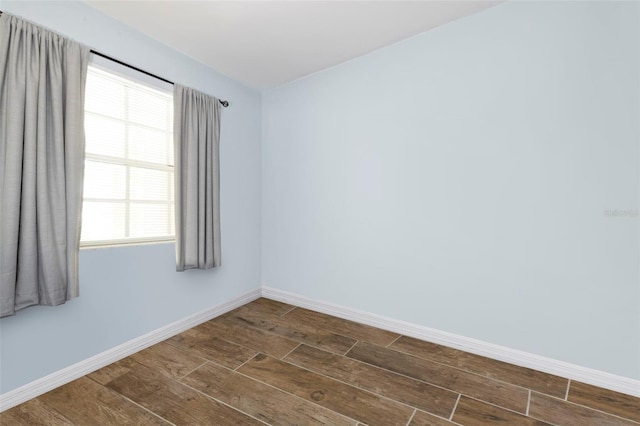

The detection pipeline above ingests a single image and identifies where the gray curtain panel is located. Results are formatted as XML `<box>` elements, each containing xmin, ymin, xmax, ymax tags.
<box><xmin>0</xmin><ymin>14</ymin><xmax>89</xmax><ymax>317</ymax></box>
<box><xmin>174</xmin><ymin>84</ymin><xmax>222</xmax><ymax>271</ymax></box>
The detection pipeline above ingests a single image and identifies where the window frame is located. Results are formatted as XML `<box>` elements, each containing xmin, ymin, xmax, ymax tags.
<box><xmin>80</xmin><ymin>56</ymin><xmax>175</xmax><ymax>249</ymax></box>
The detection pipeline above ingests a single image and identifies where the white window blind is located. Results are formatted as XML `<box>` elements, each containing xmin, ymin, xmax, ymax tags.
<box><xmin>81</xmin><ymin>64</ymin><xmax>174</xmax><ymax>247</ymax></box>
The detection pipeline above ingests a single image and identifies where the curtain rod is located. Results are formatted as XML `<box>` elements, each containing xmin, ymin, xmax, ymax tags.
<box><xmin>0</xmin><ymin>10</ymin><xmax>230</xmax><ymax>108</ymax></box>
<box><xmin>90</xmin><ymin>50</ymin><xmax>229</xmax><ymax>107</ymax></box>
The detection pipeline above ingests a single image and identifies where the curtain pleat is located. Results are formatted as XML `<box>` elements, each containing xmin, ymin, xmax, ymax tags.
<box><xmin>0</xmin><ymin>13</ymin><xmax>89</xmax><ymax>317</ymax></box>
<box><xmin>173</xmin><ymin>84</ymin><xmax>222</xmax><ymax>271</ymax></box>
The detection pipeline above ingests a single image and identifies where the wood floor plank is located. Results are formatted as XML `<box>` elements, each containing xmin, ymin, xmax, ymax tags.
<box><xmin>568</xmin><ymin>381</ymin><xmax>640</xmax><ymax>422</ymax></box>
<box><xmin>91</xmin><ymin>342</ymin><xmax>202</xmax><ymax>387</ymax></box>
<box><xmin>130</xmin><ymin>340</ymin><xmax>206</xmax><ymax>380</ymax></box>
<box><xmin>529</xmin><ymin>392</ymin><xmax>639</xmax><ymax>426</ymax></box>
<box><xmin>226</xmin><ymin>308</ymin><xmax>357</xmax><ymax>354</ymax></box>
<box><xmin>238</xmin><ymin>353</ymin><xmax>414</xmax><ymax>426</ymax></box>
<box><xmin>38</xmin><ymin>376</ymin><xmax>168</xmax><ymax>425</ymax></box>
<box><xmin>283</xmin><ymin>307</ymin><xmax>401</xmax><ymax>346</ymax></box>
<box><xmin>88</xmin><ymin>358</ymin><xmax>135</xmax><ymax>386</ymax></box>
<box><xmin>391</xmin><ymin>336</ymin><xmax>568</xmax><ymax>398</ymax></box>
<box><xmin>166</xmin><ymin>326</ymin><xmax>257</xmax><ymax>369</ymax></box>
<box><xmin>202</xmin><ymin>317</ymin><xmax>300</xmax><ymax>358</ymax></box>
<box><xmin>181</xmin><ymin>360</ymin><xmax>358</xmax><ymax>425</ymax></box>
<box><xmin>452</xmin><ymin>396</ymin><xmax>550</xmax><ymax>425</ymax></box>
<box><xmin>409</xmin><ymin>410</ymin><xmax>459</xmax><ymax>426</ymax></box>
<box><xmin>7</xmin><ymin>301</ymin><xmax>635</xmax><ymax>426</ymax></box>
<box><xmin>347</xmin><ymin>341</ymin><xmax>529</xmax><ymax>414</ymax></box>
<box><xmin>0</xmin><ymin>398</ymin><xmax>75</xmax><ymax>426</ymax></box>
<box><xmin>285</xmin><ymin>343</ymin><xmax>458</xmax><ymax>418</ymax></box>
<box><xmin>229</xmin><ymin>297</ymin><xmax>296</xmax><ymax>318</ymax></box>
<box><xmin>105</xmin><ymin>360</ymin><xmax>264</xmax><ymax>425</ymax></box>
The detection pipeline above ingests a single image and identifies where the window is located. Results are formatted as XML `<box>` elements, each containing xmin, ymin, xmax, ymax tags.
<box><xmin>81</xmin><ymin>62</ymin><xmax>174</xmax><ymax>247</ymax></box>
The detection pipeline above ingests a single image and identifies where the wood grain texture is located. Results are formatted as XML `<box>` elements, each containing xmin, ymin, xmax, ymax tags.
<box><xmin>568</xmin><ymin>381</ymin><xmax>640</xmax><ymax>422</ymax></box>
<box><xmin>529</xmin><ymin>392</ymin><xmax>639</xmax><ymax>426</ymax></box>
<box><xmin>166</xmin><ymin>325</ymin><xmax>257</xmax><ymax>369</ymax></box>
<box><xmin>105</xmin><ymin>360</ymin><xmax>264</xmax><ymax>425</ymax></box>
<box><xmin>238</xmin><ymin>353</ymin><xmax>414</xmax><ymax>426</ymax></box>
<box><xmin>0</xmin><ymin>398</ymin><xmax>75</xmax><ymax>426</ymax></box>
<box><xmin>452</xmin><ymin>396</ymin><xmax>550</xmax><ymax>425</ymax></box>
<box><xmin>225</xmin><ymin>309</ymin><xmax>358</xmax><ymax>354</ymax></box>
<box><xmin>91</xmin><ymin>343</ymin><xmax>202</xmax><ymax>386</ymax></box>
<box><xmin>202</xmin><ymin>316</ymin><xmax>300</xmax><ymax>358</ymax></box>
<box><xmin>181</xmin><ymin>360</ymin><xmax>357</xmax><ymax>425</ymax></box>
<box><xmin>38</xmin><ymin>376</ymin><xmax>168</xmax><ymax>425</ymax></box>
<box><xmin>285</xmin><ymin>343</ymin><xmax>459</xmax><ymax>418</ymax></box>
<box><xmin>347</xmin><ymin>341</ymin><xmax>529</xmax><ymax>414</ymax></box>
<box><xmin>130</xmin><ymin>340</ymin><xmax>206</xmax><ymax>379</ymax></box>
<box><xmin>283</xmin><ymin>307</ymin><xmax>400</xmax><ymax>346</ymax></box>
<box><xmin>89</xmin><ymin>358</ymin><xmax>135</xmax><ymax>385</ymax></box>
<box><xmin>4</xmin><ymin>298</ymin><xmax>638</xmax><ymax>425</ymax></box>
<box><xmin>391</xmin><ymin>336</ymin><xmax>568</xmax><ymax>398</ymax></box>
<box><xmin>228</xmin><ymin>298</ymin><xmax>296</xmax><ymax>318</ymax></box>
<box><xmin>409</xmin><ymin>410</ymin><xmax>459</xmax><ymax>426</ymax></box>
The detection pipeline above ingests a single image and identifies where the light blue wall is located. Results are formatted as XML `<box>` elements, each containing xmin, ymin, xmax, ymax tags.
<box><xmin>262</xmin><ymin>1</ymin><xmax>640</xmax><ymax>379</ymax></box>
<box><xmin>1</xmin><ymin>0</ymin><xmax>638</xmax><ymax>394</ymax></box>
<box><xmin>0</xmin><ymin>1</ymin><xmax>262</xmax><ymax>393</ymax></box>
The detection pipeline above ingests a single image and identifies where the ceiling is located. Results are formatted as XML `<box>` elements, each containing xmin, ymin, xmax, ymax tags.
<box><xmin>86</xmin><ymin>1</ymin><xmax>500</xmax><ymax>90</ymax></box>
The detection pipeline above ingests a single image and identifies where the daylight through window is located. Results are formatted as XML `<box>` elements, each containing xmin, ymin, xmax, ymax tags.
<box><xmin>81</xmin><ymin>65</ymin><xmax>174</xmax><ymax>246</ymax></box>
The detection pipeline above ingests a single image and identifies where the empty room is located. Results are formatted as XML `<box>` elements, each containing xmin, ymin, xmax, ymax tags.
<box><xmin>0</xmin><ymin>0</ymin><xmax>638</xmax><ymax>424</ymax></box>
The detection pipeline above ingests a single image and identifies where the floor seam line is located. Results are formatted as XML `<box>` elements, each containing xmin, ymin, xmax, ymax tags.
<box><xmin>530</xmin><ymin>391</ymin><xmax>640</xmax><ymax>424</ymax></box>
<box><xmin>362</xmin><ymin>344</ymin><xmax>540</xmax><ymax>396</ymax></box>
<box><xmin>279</xmin><ymin>305</ymin><xmax>298</xmax><ymax>317</ymax></box>
<box><xmin>344</xmin><ymin>351</ymin><xmax>528</xmax><ymax>414</ymax></box>
<box><xmin>280</xmin><ymin>343</ymin><xmax>302</xmax><ymax>360</ymax></box>
<box><xmin>343</xmin><ymin>340</ymin><xmax>360</xmax><ymax>356</ymax></box>
<box><xmin>405</xmin><ymin>408</ymin><xmax>417</xmax><ymax>426</ymax></box>
<box><xmin>449</xmin><ymin>394</ymin><xmax>462</xmax><ymax>421</ymax></box>
<box><xmin>177</xmin><ymin>360</ymin><xmax>209</xmax><ymax>380</ymax></box>
<box><xmin>105</xmin><ymin>386</ymin><xmax>179</xmax><ymax>426</ymax></box>
<box><xmin>386</xmin><ymin>335</ymin><xmax>403</xmax><ymax>348</ymax></box>
<box><xmin>234</xmin><ymin>353</ymin><xmax>261</xmax><ymax>371</ymax></box>
<box><xmin>212</xmin><ymin>358</ymin><xmax>362</xmax><ymax>424</ymax></box>
<box><xmin>180</xmin><ymin>381</ymin><xmax>270</xmax><ymax>425</ymax></box>
<box><xmin>281</xmin><ymin>354</ymin><xmax>440</xmax><ymax>414</ymax></box>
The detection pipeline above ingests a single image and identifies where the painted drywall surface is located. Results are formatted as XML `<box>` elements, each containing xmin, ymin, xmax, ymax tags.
<box><xmin>262</xmin><ymin>1</ymin><xmax>640</xmax><ymax>379</ymax></box>
<box><xmin>0</xmin><ymin>1</ymin><xmax>261</xmax><ymax>393</ymax></box>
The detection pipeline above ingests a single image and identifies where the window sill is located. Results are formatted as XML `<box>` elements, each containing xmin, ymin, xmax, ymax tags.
<box><xmin>80</xmin><ymin>238</ymin><xmax>175</xmax><ymax>250</ymax></box>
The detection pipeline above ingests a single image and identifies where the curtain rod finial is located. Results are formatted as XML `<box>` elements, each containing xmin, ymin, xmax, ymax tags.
<box><xmin>220</xmin><ymin>100</ymin><xmax>229</xmax><ymax>108</ymax></box>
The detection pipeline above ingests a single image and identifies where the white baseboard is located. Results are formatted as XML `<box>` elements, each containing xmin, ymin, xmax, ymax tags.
<box><xmin>2</xmin><ymin>285</ymin><xmax>638</xmax><ymax>412</ymax></box>
<box><xmin>261</xmin><ymin>286</ymin><xmax>640</xmax><ymax>398</ymax></box>
<box><xmin>0</xmin><ymin>288</ymin><xmax>262</xmax><ymax>412</ymax></box>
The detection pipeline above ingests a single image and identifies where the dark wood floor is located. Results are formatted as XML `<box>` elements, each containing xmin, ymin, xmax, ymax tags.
<box><xmin>2</xmin><ymin>298</ymin><xmax>639</xmax><ymax>425</ymax></box>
